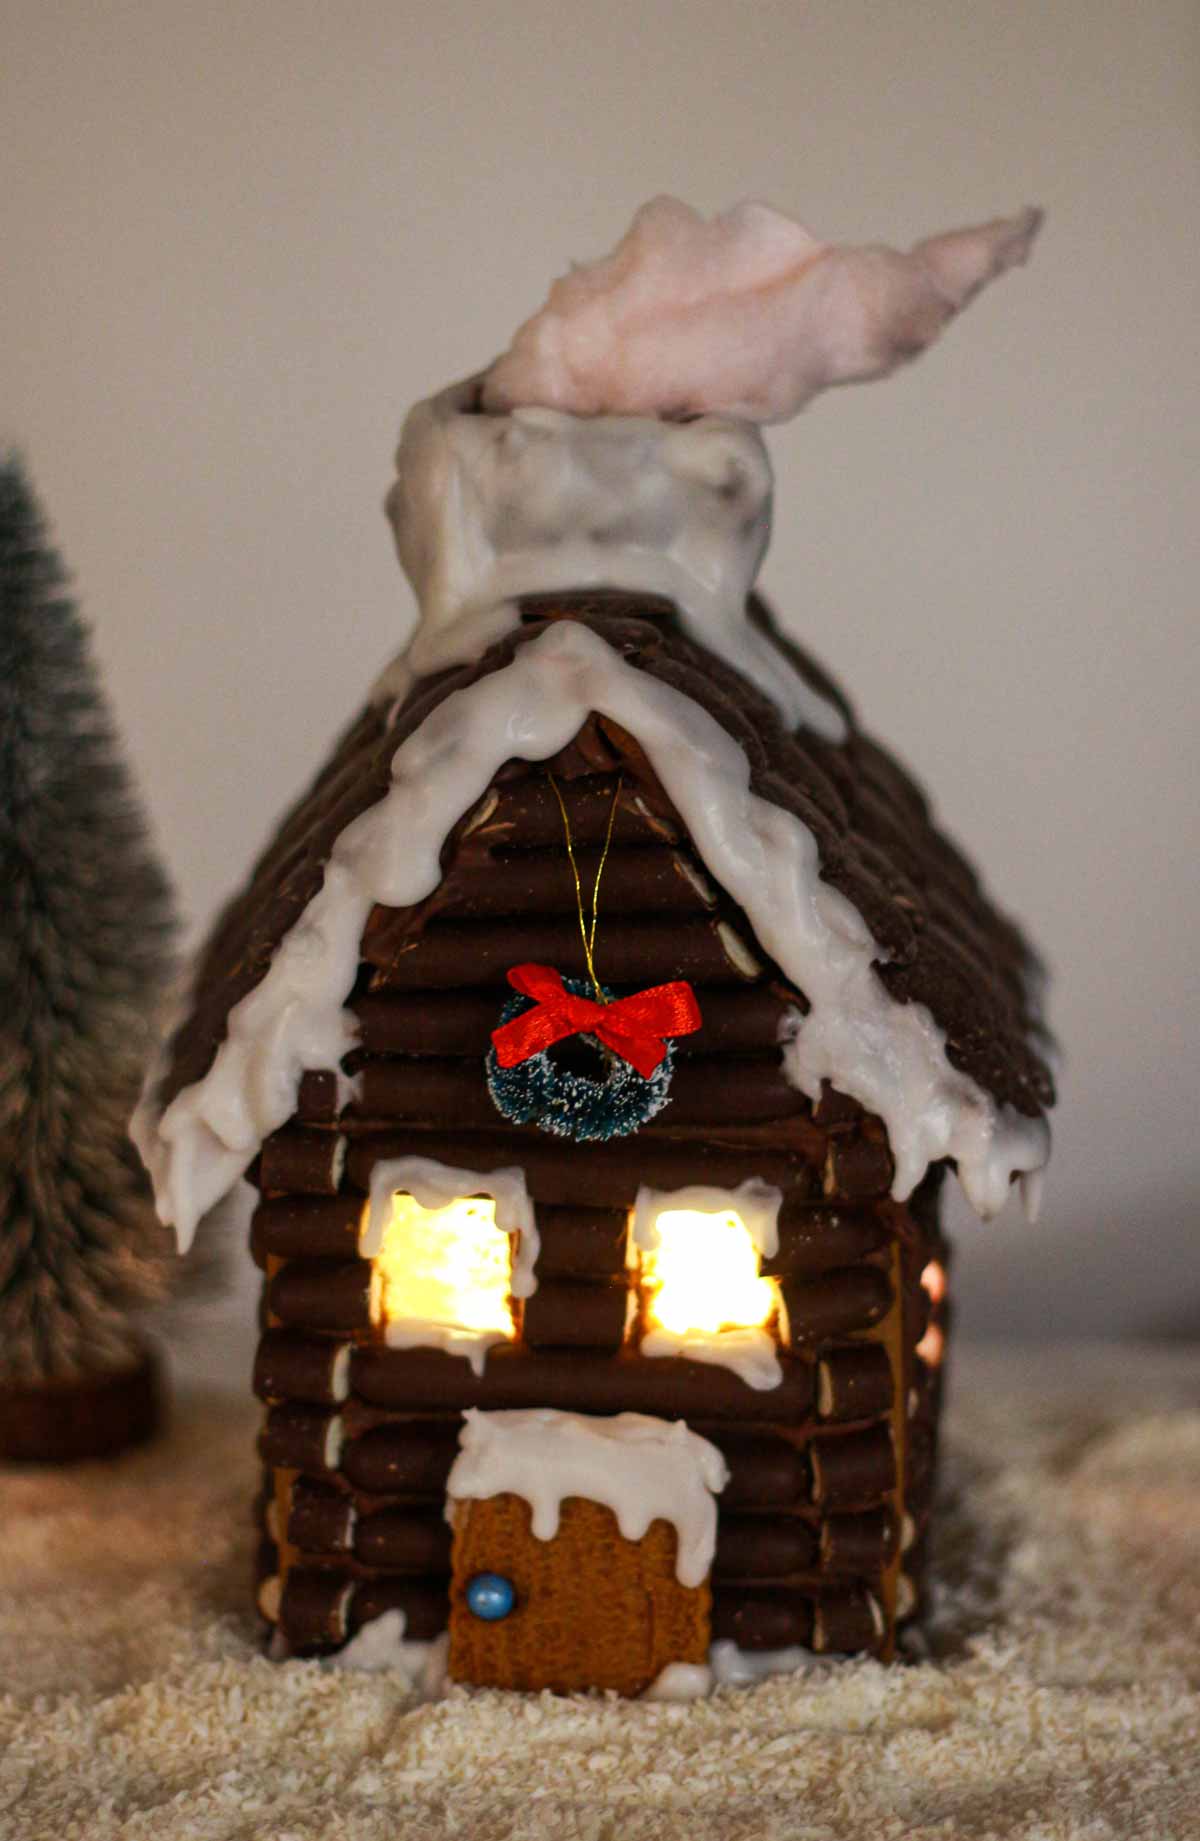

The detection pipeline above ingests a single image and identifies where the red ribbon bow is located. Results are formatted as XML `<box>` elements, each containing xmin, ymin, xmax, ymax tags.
<box><xmin>491</xmin><ymin>963</ymin><xmax>702</xmax><ymax>1080</ymax></box>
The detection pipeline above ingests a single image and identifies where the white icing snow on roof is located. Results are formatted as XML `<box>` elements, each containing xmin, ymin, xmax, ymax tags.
<box><xmin>134</xmin><ymin>618</ymin><xmax>1048</xmax><ymax>1254</ymax></box>
<box><xmin>446</xmin><ymin>1407</ymin><xmax>728</xmax><ymax>1589</ymax></box>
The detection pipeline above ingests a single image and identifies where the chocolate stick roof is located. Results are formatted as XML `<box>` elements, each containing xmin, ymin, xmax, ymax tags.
<box><xmin>156</xmin><ymin>593</ymin><xmax>1054</xmax><ymax>1150</ymax></box>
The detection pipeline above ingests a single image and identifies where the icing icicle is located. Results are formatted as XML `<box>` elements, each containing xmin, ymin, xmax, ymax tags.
<box><xmin>136</xmin><ymin>620</ymin><xmax>1048</xmax><ymax>1252</ymax></box>
<box><xmin>446</xmin><ymin>1408</ymin><xmax>728</xmax><ymax>1590</ymax></box>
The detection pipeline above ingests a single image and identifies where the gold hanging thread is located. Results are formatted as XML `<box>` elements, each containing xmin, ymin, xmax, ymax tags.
<box><xmin>548</xmin><ymin>772</ymin><xmax>622</xmax><ymax>1003</ymax></box>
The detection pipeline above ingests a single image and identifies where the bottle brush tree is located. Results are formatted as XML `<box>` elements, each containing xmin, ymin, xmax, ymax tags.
<box><xmin>0</xmin><ymin>455</ymin><xmax>177</xmax><ymax>1459</ymax></box>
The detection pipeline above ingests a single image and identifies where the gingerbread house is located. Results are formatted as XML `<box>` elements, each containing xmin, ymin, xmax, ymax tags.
<box><xmin>134</xmin><ymin>198</ymin><xmax>1054</xmax><ymax>1697</ymax></box>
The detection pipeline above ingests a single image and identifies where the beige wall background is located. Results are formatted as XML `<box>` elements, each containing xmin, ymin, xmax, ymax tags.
<box><xmin>4</xmin><ymin>0</ymin><xmax>1198</xmax><ymax>1341</ymax></box>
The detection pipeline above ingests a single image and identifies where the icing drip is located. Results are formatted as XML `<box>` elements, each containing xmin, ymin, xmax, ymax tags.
<box><xmin>1018</xmin><ymin>1166</ymin><xmax>1046</xmax><ymax>1225</ymax></box>
<box><xmin>360</xmin><ymin>1155</ymin><xmax>539</xmax><ymax>1294</ymax></box>
<box><xmin>446</xmin><ymin>1407</ymin><xmax>728</xmax><ymax>1590</ymax></box>
<box><xmin>378</xmin><ymin>376</ymin><xmax>846</xmax><ymax>741</ymax></box>
<box><xmin>359</xmin><ymin>1157</ymin><xmax>539</xmax><ymax>1377</ymax></box>
<box><xmin>641</xmin><ymin>1641</ymin><xmax>822</xmax><ymax>1699</ymax></box>
<box><xmin>641</xmin><ymin>1660</ymin><xmax>715</xmax><ymax>1701</ymax></box>
<box><xmin>639</xmin><ymin>1324</ymin><xmax>782</xmax><ymax>1393</ymax></box>
<box><xmin>632</xmin><ymin>1181</ymin><xmax>786</xmax><ymax>1392</ymax></box>
<box><xmin>328</xmin><ymin>1609</ymin><xmax>448</xmax><ymax>1698</ymax></box>
<box><xmin>137</xmin><ymin>620</ymin><xmax>1047</xmax><ymax>1251</ymax></box>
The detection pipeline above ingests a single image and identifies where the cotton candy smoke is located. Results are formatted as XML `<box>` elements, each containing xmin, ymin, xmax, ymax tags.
<box><xmin>483</xmin><ymin>195</ymin><xmax>1043</xmax><ymax>424</ymax></box>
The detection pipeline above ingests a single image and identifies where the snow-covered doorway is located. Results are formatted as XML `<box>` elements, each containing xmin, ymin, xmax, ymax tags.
<box><xmin>443</xmin><ymin>1408</ymin><xmax>727</xmax><ymax>1696</ymax></box>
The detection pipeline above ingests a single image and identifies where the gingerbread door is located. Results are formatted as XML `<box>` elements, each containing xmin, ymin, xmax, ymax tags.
<box><xmin>448</xmin><ymin>1491</ymin><xmax>710</xmax><ymax>1695</ymax></box>
<box><xmin>444</xmin><ymin>1407</ymin><xmax>726</xmax><ymax>1696</ymax></box>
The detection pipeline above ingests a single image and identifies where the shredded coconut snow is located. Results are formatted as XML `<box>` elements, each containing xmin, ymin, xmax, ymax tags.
<box><xmin>137</xmin><ymin>620</ymin><xmax>1047</xmax><ymax>1251</ymax></box>
<box><xmin>446</xmin><ymin>1407</ymin><xmax>728</xmax><ymax>1589</ymax></box>
<box><xmin>359</xmin><ymin>1156</ymin><xmax>537</xmax><ymax>1286</ymax></box>
<box><xmin>640</xmin><ymin>1641</ymin><xmax>827</xmax><ymax>1698</ymax></box>
<box><xmin>5</xmin><ymin>1346</ymin><xmax>1198</xmax><ymax>1839</ymax></box>
<box><xmin>482</xmin><ymin>194</ymin><xmax>1043</xmax><ymax>424</ymax></box>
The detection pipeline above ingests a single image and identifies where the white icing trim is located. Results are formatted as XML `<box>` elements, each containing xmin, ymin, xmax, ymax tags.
<box><xmin>328</xmin><ymin>1609</ymin><xmax>449</xmax><ymax>1698</ymax></box>
<box><xmin>373</xmin><ymin>1313</ymin><xmax>507</xmax><ymax>1379</ymax></box>
<box><xmin>642</xmin><ymin>1640</ymin><xmax>824</xmax><ymax>1699</ymax></box>
<box><xmin>446</xmin><ymin>1408</ymin><xmax>728</xmax><ymax>1589</ymax></box>
<box><xmin>378</xmin><ymin>377</ymin><xmax>847</xmax><ymax>742</ymax></box>
<box><xmin>631</xmin><ymin>1181</ymin><xmax>783</xmax><ymax>1260</ymax></box>
<box><xmin>360</xmin><ymin>1156</ymin><xmax>538</xmax><ymax>1294</ymax></box>
<box><xmin>633</xmin><ymin>1182</ymin><xmax>785</xmax><ymax>1390</ymax></box>
<box><xmin>639</xmin><ymin>1324</ymin><xmax>782</xmax><ymax>1393</ymax></box>
<box><xmin>642</xmin><ymin>1661</ymin><xmax>715</xmax><ymax>1701</ymax></box>
<box><xmin>139</xmin><ymin>620</ymin><xmax>1047</xmax><ymax>1250</ymax></box>
<box><xmin>361</xmin><ymin>1157</ymin><xmax>536</xmax><ymax>1377</ymax></box>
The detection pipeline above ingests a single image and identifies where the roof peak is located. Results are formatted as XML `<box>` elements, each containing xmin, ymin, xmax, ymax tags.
<box><xmin>135</xmin><ymin>618</ymin><xmax>1050</xmax><ymax>1250</ymax></box>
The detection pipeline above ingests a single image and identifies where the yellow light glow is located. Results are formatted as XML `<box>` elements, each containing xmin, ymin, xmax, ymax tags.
<box><xmin>371</xmin><ymin>1194</ymin><xmax>514</xmax><ymax>1338</ymax></box>
<box><xmin>920</xmin><ymin>1260</ymin><xmax>947</xmax><ymax>1306</ymax></box>
<box><xmin>915</xmin><ymin>1322</ymin><xmax>945</xmax><ymax>1368</ymax></box>
<box><xmin>641</xmin><ymin>1209</ymin><xmax>778</xmax><ymax>1336</ymax></box>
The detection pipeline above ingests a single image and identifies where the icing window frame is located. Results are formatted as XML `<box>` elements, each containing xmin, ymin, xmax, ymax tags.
<box><xmin>359</xmin><ymin>1157</ymin><xmax>539</xmax><ymax>1376</ymax></box>
<box><xmin>630</xmin><ymin>1180</ymin><xmax>785</xmax><ymax>1392</ymax></box>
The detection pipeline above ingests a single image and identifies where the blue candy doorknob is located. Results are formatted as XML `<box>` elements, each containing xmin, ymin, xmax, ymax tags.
<box><xmin>466</xmin><ymin>1571</ymin><xmax>516</xmax><ymax>1621</ymax></box>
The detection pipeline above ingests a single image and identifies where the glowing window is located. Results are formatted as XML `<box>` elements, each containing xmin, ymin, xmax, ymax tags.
<box><xmin>642</xmin><ymin>1209</ymin><xmax>777</xmax><ymax>1336</ymax></box>
<box><xmin>916</xmin><ymin>1260</ymin><xmax>947</xmax><ymax>1367</ymax></box>
<box><xmin>920</xmin><ymin>1260</ymin><xmax>947</xmax><ymax>1306</ymax></box>
<box><xmin>631</xmin><ymin>1182</ymin><xmax>784</xmax><ymax>1391</ymax></box>
<box><xmin>372</xmin><ymin>1192</ymin><xmax>513</xmax><ymax>1332</ymax></box>
<box><xmin>359</xmin><ymin>1157</ymin><xmax>536</xmax><ymax>1375</ymax></box>
<box><xmin>914</xmin><ymin>1322</ymin><xmax>945</xmax><ymax>1368</ymax></box>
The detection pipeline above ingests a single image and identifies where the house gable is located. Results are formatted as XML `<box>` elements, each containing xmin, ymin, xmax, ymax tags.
<box><xmin>138</xmin><ymin>594</ymin><xmax>1052</xmax><ymax>1252</ymax></box>
<box><xmin>247</xmin><ymin>680</ymin><xmax>950</xmax><ymax>1669</ymax></box>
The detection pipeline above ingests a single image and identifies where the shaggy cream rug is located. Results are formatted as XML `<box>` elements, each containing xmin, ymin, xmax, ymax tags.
<box><xmin>2</xmin><ymin>1341</ymin><xmax>1198</xmax><ymax>1840</ymax></box>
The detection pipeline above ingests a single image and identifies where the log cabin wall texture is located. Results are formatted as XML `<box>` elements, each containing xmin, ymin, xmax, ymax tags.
<box><xmin>248</xmin><ymin>741</ymin><xmax>947</xmax><ymax>1663</ymax></box>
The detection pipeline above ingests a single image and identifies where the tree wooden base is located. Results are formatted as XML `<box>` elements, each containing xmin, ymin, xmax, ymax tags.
<box><xmin>0</xmin><ymin>1341</ymin><xmax>164</xmax><ymax>1464</ymax></box>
